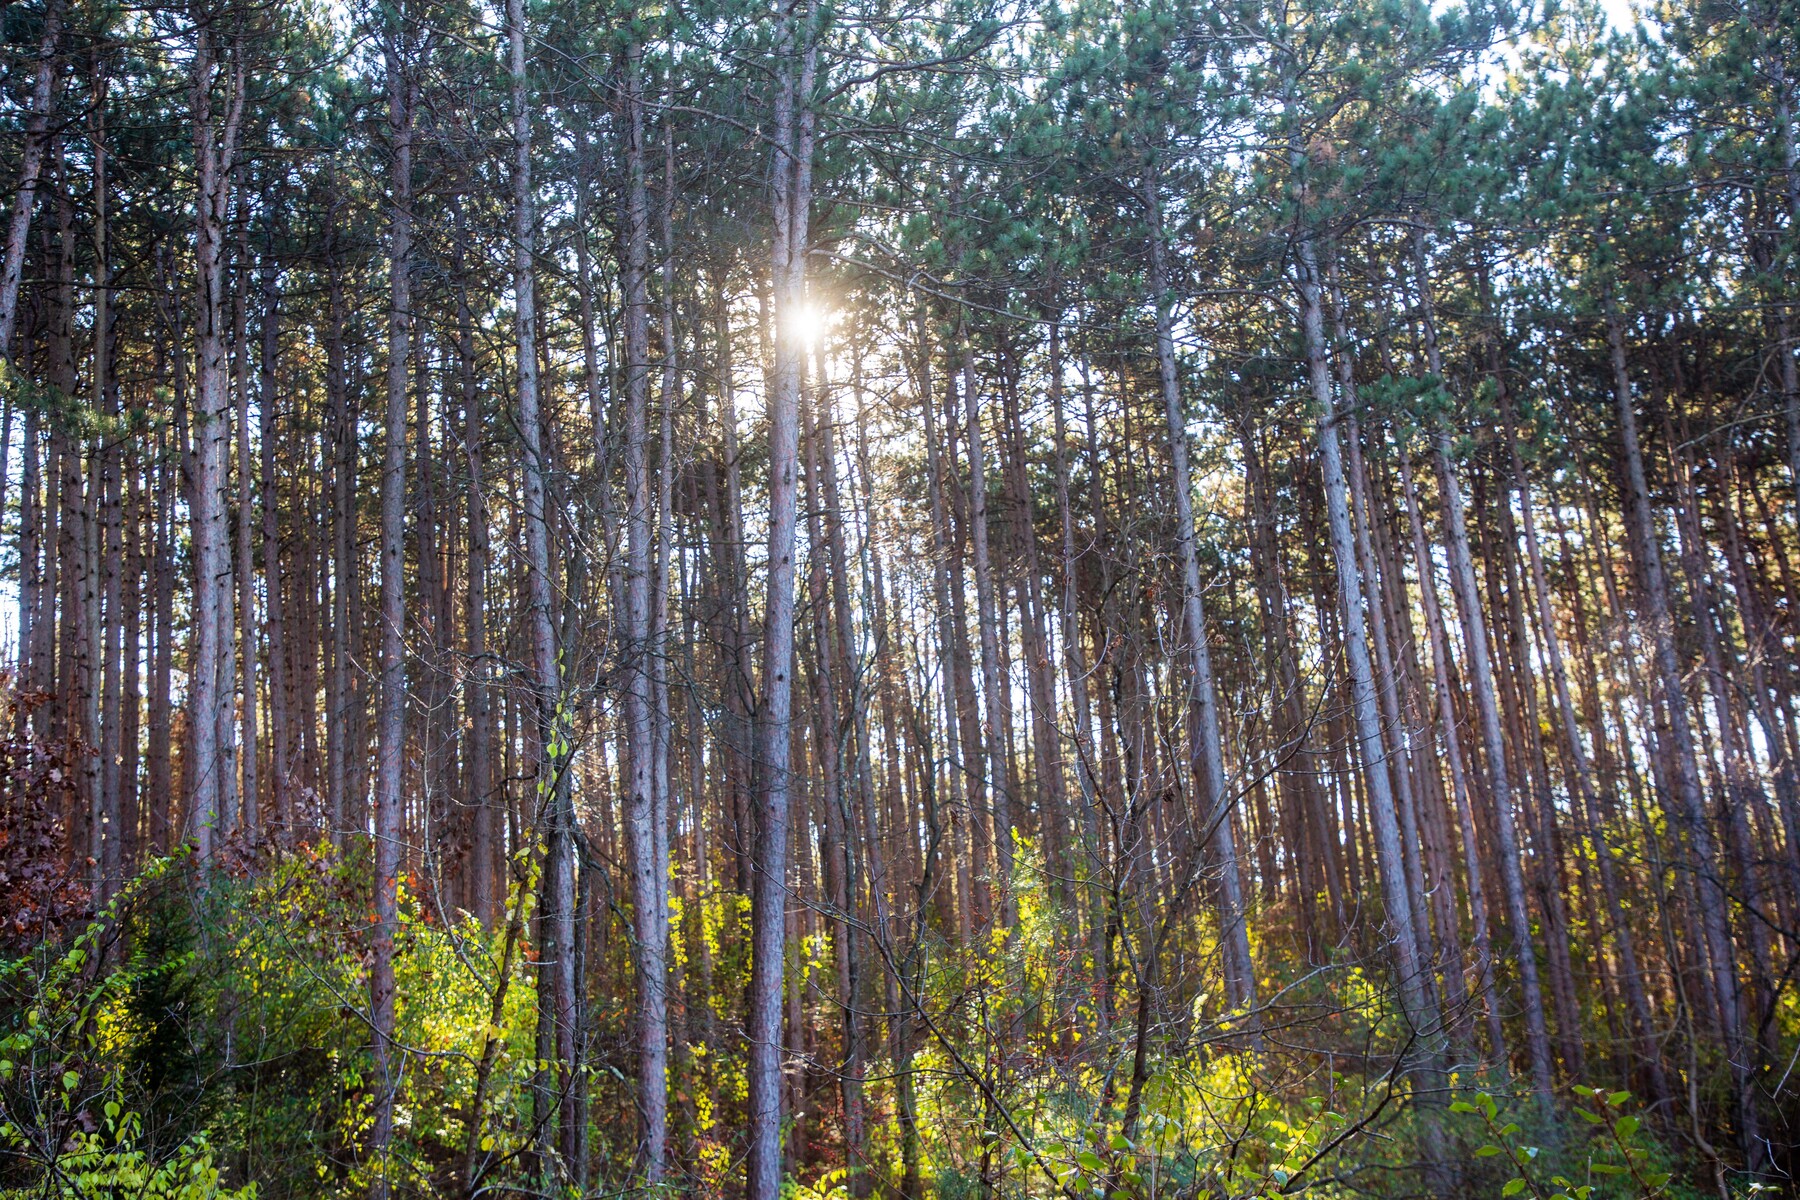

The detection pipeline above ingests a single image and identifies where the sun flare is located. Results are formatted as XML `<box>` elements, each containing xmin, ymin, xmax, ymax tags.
<box><xmin>787</xmin><ymin>300</ymin><xmax>834</xmax><ymax>349</ymax></box>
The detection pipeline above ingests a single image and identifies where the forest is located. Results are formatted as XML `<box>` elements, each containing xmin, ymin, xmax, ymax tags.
<box><xmin>1</xmin><ymin>0</ymin><xmax>1797</xmax><ymax>1194</ymax></box>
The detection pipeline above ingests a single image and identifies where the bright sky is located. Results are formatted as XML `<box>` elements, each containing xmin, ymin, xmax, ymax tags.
<box><xmin>1601</xmin><ymin>0</ymin><xmax>1640</xmax><ymax>30</ymax></box>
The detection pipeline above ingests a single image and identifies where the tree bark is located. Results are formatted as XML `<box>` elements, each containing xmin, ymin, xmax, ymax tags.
<box><xmin>506</xmin><ymin>0</ymin><xmax>580</xmax><ymax>1175</ymax></box>
<box><xmin>370</xmin><ymin>27</ymin><xmax>414</xmax><ymax>1197</ymax></box>
<box><xmin>748</xmin><ymin>5</ymin><xmax>816</xmax><ymax>1194</ymax></box>
<box><xmin>0</xmin><ymin>0</ymin><xmax>63</xmax><ymax>360</ymax></box>
<box><xmin>956</xmin><ymin>339</ymin><xmax>1019</xmax><ymax>932</ymax></box>
<box><xmin>1146</xmin><ymin>170</ymin><xmax>1255</xmax><ymax>1011</ymax></box>
<box><xmin>617</xmin><ymin>34</ymin><xmax>668</xmax><ymax>1185</ymax></box>
<box><xmin>187</xmin><ymin>26</ymin><xmax>244</xmax><ymax>863</ymax></box>
<box><xmin>92</xmin><ymin>90</ymin><xmax>123</xmax><ymax>901</ymax></box>
<box><xmin>1294</xmin><ymin>224</ymin><xmax>1427</xmax><ymax>1028</ymax></box>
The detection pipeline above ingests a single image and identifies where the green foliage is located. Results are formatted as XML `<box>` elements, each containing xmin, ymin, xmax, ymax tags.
<box><xmin>0</xmin><ymin>847</ymin><xmax>542</xmax><ymax>1199</ymax></box>
<box><xmin>5</xmin><ymin>1113</ymin><xmax>256</xmax><ymax>1200</ymax></box>
<box><xmin>1</xmin><ymin>862</ymin><xmax>173</xmax><ymax>1184</ymax></box>
<box><xmin>0</xmin><ymin>841</ymin><xmax>1731</xmax><ymax>1198</ymax></box>
<box><xmin>1451</xmin><ymin>1088</ymin><xmax>1680</xmax><ymax>1200</ymax></box>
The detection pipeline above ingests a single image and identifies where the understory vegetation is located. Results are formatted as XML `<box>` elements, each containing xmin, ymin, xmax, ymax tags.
<box><xmin>0</xmin><ymin>828</ymin><xmax>1710</xmax><ymax>1198</ymax></box>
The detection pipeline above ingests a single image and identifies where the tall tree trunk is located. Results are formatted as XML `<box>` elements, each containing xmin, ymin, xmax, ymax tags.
<box><xmin>19</xmin><ymin>402</ymin><xmax>43</xmax><ymax>726</ymax></box>
<box><xmin>233</xmin><ymin>223</ymin><xmax>258</xmax><ymax>836</ymax></box>
<box><xmin>618</xmin><ymin>35</ymin><xmax>668</xmax><ymax>1185</ymax></box>
<box><xmin>804</xmin><ymin>397</ymin><xmax>866</xmax><ymax>1194</ymax></box>
<box><xmin>1329</xmin><ymin>258</ymin><xmax>1436</xmax><ymax>990</ymax></box>
<box><xmin>259</xmin><ymin>250</ymin><xmax>290</xmax><ymax>830</ymax></box>
<box><xmin>370</xmin><ymin>29</ymin><xmax>414</xmax><ymax>1199</ymax></box>
<box><xmin>647</xmin><ymin>117</ymin><xmax>680</xmax><ymax>1180</ymax></box>
<box><xmin>326</xmin><ymin>243</ymin><xmax>351</xmax><ymax>845</ymax></box>
<box><xmin>955</xmin><ymin>340</ymin><xmax>1018</xmax><ymax>931</ymax></box>
<box><xmin>1293</xmin><ymin>225</ymin><xmax>1426</xmax><ymax>1029</ymax></box>
<box><xmin>149</xmin><ymin>400</ymin><xmax>175</xmax><ymax>851</ymax></box>
<box><xmin>92</xmin><ymin>92</ymin><xmax>123</xmax><ymax>901</ymax></box>
<box><xmin>942</xmin><ymin>376</ymin><xmax>993</xmax><ymax>927</ymax></box>
<box><xmin>454</xmin><ymin>200</ymin><xmax>494</xmax><ymax>923</ymax></box>
<box><xmin>1145</xmin><ymin>171</ymin><xmax>1255</xmax><ymax>1011</ymax></box>
<box><xmin>748</xmin><ymin>5</ymin><xmax>816</xmax><ymax>1194</ymax></box>
<box><xmin>0</xmin><ymin>0</ymin><xmax>62</xmax><ymax>360</ymax></box>
<box><xmin>506</xmin><ymin>1</ymin><xmax>579</xmax><ymax>1176</ymax></box>
<box><xmin>1051</xmin><ymin>322</ymin><xmax>1109</xmax><ymax>974</ymax></box>
<box><xmin>187</xmin><ymin>26</ymin><xmax>244</xmax><ymax>863</ymax></box>
<box><xmin>1772</xmin><ymin>47</ymin><xmax>1800</xmax><ymax>508</ymax></box>
<box><xmin>121</xmin><ymin>441</ymin><xmax>142</xmax><ymax>870</ymax></box>
<box><xmin>712</xmin><ymin>272</ymin><xmax>756</xmax><ymax>896</ymax></box>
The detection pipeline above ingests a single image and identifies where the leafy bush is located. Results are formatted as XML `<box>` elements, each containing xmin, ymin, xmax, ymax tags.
<box><xmin>5</xmin><ymin>1111</ymin><xmax>255</xmax><ymax>1199</ymax></box>
<box><xmin>0</xmin><ymin>844</ymin><xmax>541</xmax><ymax>1199</ymax></box>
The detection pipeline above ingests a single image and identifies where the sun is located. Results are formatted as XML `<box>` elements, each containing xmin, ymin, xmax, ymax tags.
<box><xmin>787</xmin><ymin>300</ymin><xmax>834</xmax><ymax>349</ymax></box>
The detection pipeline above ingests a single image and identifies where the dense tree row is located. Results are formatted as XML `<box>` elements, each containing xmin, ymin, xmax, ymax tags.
<box><xmin>2</xmin><ymin>0</ymin><xmax>1799</xmax><ymax>1194</ymax></box>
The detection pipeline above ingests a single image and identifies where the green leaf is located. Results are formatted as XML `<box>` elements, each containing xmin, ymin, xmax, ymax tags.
<box><xmin>1576</xmin><ymin>1109</ymin><xmax>1604</xmax><ymax>1124</ymax></box>
<box><xmin>1450</xmin><ymin>1100</ymin><xmax>1477</xmax><ymax>1113</ymax></box>
<box><xmin>1110</xmin><ymin>1132</ymin><xmax>1131</xmax><ymax>1151</ymax></box>
<box><xmin>61</xmin><ymin>1071</ymin><xmax>78</xmax><ymax>1092</ymax></box>
<box><xmin>1476</xmin><ymin>1145</ymin><xmax>1503</xmax><ymax>1158</ymax></box>
<box><xmin>1502</xmin><ymin>1178</ymin><xmax>1527</xmax><ymax>1197</ymax></box>
<box><xmin>1606</xmin><ymin>1091</ymin><xmax>1631</xmax><ymax>1106</ymax></box>
<box><xmin>1077</xmin><ymin>1150</ymin><xmax>1104</xmax><ymax>1174</ymax></box>
<box><xmin>1613</xmin><ymin>1116</ymin><xmax>1639</xmax><ymax>1139</ymax></box>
